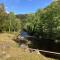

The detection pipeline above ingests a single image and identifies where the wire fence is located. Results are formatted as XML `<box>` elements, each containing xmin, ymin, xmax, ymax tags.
<box><xmin>28</xmin><ymin>48</ymin><xmax>60</xmax><ymax>55</ymax></box>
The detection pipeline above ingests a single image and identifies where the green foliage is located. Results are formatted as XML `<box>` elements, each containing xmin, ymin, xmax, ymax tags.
<box><xmin>0</xmin><ymin>4</ymin><xmax>7</xmax><ymax>32</ymax></box>
<box><xmin>7</xmin><ymin>12</ymin><xmax>21</xmax><ymax>32</ymax></box>
<box><xmin>0</xmin><ymin>0</ymin><xmax>60</xmax><ymax>40</ymax></box>
<box><xmin>0</xmin><ymin>4</ymin><xmax>21</xmax><ymax>33</ymax></box>
<box><xmin>25</xmin><ymin>1</ymin><xmax>60</xmax><ymax>40</ymax></box>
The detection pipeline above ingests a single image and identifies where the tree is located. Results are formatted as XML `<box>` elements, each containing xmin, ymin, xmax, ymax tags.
<box><xmin>7</xmin><ymin>12</ymin><xmax>21</xmax><ymax>32</ymax></box>
<box><xmin>0</xmin><ymin>4</ymin><xmax>7</xmax><ymax>32</ymax></box>
<box><xmin>25</xmin><ymin>0</ymin><xmax>60</xmax><ymax>40</ymax></box>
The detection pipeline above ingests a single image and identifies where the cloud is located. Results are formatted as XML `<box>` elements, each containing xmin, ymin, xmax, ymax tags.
<box><xmin>5</xmin><ymin>7</ymin><xmax>10</xmax><ymax>14</ymax></box>
<box><xmin>6</xmin><ymin>10</ymin><xmax>10</xmax><ymax>14</ymax></box>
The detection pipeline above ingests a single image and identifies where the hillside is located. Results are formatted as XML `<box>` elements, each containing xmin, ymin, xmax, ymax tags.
<box><xmin>0</xmin><ymin>33</ymin><xmax>55</xmax><ymax>60</ymax></box>
<box><xmin>16</xmin><ymin>14</ymin><xmax>28</xmax><ymax>20</ymax></box>
<box><xmin>0</xmin><ymin>0</ymin><xmax>59</xmax><ymax>60</ymax></box>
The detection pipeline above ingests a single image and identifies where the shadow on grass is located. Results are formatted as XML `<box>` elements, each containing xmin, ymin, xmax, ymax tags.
<box><xmin>29</xmin><ymin>38</ymin><xmax>60</xmax><ymax>60</ymax></box>
<box><xmin>40</xmin><ymin>52</ymin><xmax>60</xmax><ymax>60</ymax></box>
<box><xmin>14</xmin><ymin>36</ymin><xmax>60</xmax><ymax>60</ymax></box>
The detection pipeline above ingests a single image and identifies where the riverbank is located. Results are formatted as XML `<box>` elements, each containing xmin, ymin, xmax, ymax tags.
<box><xmin>0</xmin><ymin>33</ymin><xmax>55</xmax><ymax>60</ymax></box>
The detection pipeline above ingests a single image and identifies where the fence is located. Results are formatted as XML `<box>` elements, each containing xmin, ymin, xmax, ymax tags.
<box><xmin>29</xmin><ymin>48</ymin><xmax>60</xmax><ymax>55</ymax></box>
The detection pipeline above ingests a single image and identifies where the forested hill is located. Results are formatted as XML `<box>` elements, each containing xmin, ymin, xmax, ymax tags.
<box><xmin>0</xmin><ymin>0</ymin><xmax>60</xmax><ymax>34</ymax></box>
<box><xmin>22</xmin><ymin>0</ymin><xmax>60</xmax><ymax>52</ymax></box>
<box><xmin>16</xmin><ymin>0</ymin><xmax>60</xmax><ymax>38</ymax></box>
<box><xmin>24</xmin><ymin>0</ymin><xmax>60</xmax><ymax>39</ymax></box>
<box><xmin>16</xmin><ymin>14</ymin><xmax>28</xmax><ymax>20</ymax></box>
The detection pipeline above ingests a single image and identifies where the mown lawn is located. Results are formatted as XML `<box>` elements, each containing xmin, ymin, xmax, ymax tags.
<box><xmin>0</xmin><ymin>33</ymin><xmax>55</xmax><ymax>60</ymax></box>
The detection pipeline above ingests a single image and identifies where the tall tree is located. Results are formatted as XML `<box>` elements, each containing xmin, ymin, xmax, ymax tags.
<box><xmin>0</xmin><ymin>4</ymin><xmax>7</xmax><ymax>32</ymax></box>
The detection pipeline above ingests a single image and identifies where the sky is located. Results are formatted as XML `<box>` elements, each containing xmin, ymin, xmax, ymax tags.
<box><xmin>0</xmin><ymin>0</ymin><xmax>53</xmax><ymax>14</ymax></box>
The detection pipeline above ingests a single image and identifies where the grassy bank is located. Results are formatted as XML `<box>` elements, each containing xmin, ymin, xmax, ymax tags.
<box><xmin>0</xmin><ymin>33</ymin><xmax>55</xmax><ymax>60</ymax></box>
